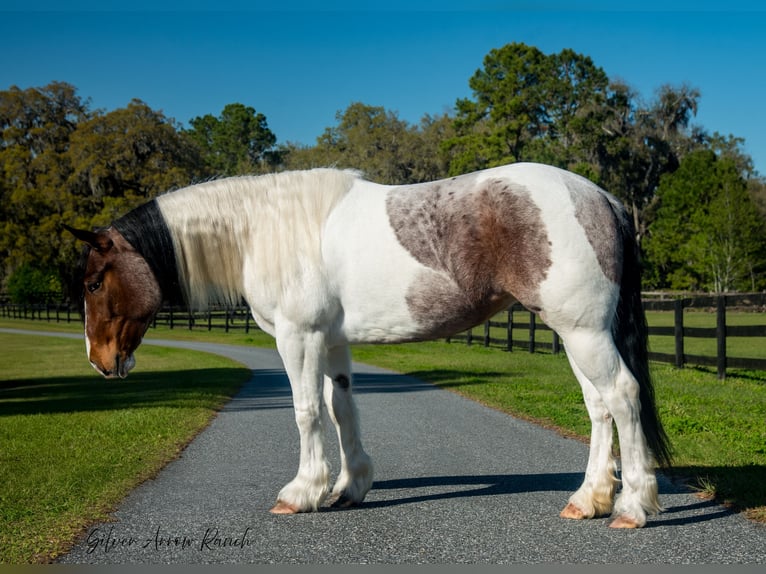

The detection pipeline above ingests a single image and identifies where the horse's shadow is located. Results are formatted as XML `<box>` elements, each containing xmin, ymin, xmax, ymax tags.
<box><xmin>363</xmin><ymin>472</ymin><xmax>582</xmax><ymax>509</ymax></box>
<box><xmin>337</xmin><ymin>472</ymin><xmax>737</xmax><ymax>527</ymax></box>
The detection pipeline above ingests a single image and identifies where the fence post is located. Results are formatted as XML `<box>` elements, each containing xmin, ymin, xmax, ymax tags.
<box><xmin>506</xmin><ymin>307</ymin><xmax>513</xmax><ymax>352</ymax></box>
<box><xmin>484</xmin><ymin>321</ymin><xmax>490</xmax><ymax>347</ymax></box>
<box><xmin>552</xmin><ymin>331</ymin><xmax>560</xmax><ymax>355</ymax></box>
<box><xmin>716</xmin><ymin>295</ymin><xmax>727</xmax><ymax>380</ymax></box>
<box><xmin>225</xmin><ymin>308</ymin><xmax>230</xmax><ymax>333</ymax></box>
<box><xmin>674</xmin><ymin>298</ymin><xmax>685</xmax><ymax>368</ymax></box>
<box><xmin>466</xmin><ymin>328</ymin><xmax>473</xmax><ymax>346</ymax></box>
<box><xmin>529</xmin><ymin>312</ymin><xmax>536</xmax><ymax>354</ymax></box>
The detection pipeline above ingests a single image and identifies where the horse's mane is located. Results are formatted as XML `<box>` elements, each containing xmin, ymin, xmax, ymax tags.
<box><xmin>113</xmin><ymin>200</ymin><xmax>184</xmax><ymax>305</ymax></box>
<box><xmin>155</xmin><ymin>168</ymin><xmax>359</xmax><ymax>310</ymax></box>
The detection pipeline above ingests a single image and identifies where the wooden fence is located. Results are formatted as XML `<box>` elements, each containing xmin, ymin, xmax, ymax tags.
<box><xmin>642</xmin><ymin>293</ymin><xmax>766</xmax><ymax>378</ymax></box>
<box><xmin>0</xmin><ymin>298</ymin><xmax>258</xmax><ymax>334</ymax></box>
<box><xmin>449</xmin><ymin>294</ymin><xmax>766</xmax><ymax>379</ymax></box>
<box><xmin>2</xmin><ymin>293</ymin><xmax>765</xmax><ymax>379</ymax></box>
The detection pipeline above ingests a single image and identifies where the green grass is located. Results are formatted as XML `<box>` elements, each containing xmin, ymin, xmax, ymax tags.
<box><xmin>0</xmin><ymin>331</ymin><xmax>250</xmax><ymax>564</ymax></box>
<box><xmin>1</xmin><ymin>313</ymin><xmax>765</xmax><ymax>562</ymax></box>
<box><xmin>353</xmin><ymin>340</ymin><xmax>766</xmax><ymax>521</ymax></box>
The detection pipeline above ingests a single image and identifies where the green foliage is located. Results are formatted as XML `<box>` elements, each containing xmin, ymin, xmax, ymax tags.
<box><xmin>645</xmin><ymin>150</ymin><xmax>766</xmax><ymax>291</ymax></box>
<box><xmin>186</xmin><ymin>103</ymin><xmax>279</xmax><ymax>176</ymax></box>
<box><xmin>6</xmin><ymin>263</ymin><xmax>61</xmax><ymax>303</ymax></box>
<box><xmin>0</xmin><ymin>84</ymin><xmax>204</xmax><ymax>296</ymax></box>
<box><xmin>2</xmin><ymin>43</ymin><xmax>766</xmax><ymax>297</ymax></box>
<box><xmin>445</xmin><ymin>43</ymin><xmax>610</xmax><ymax>174</ymax></box>
<box><xmin>283</xmin><ymin>102</ymin><xmax>453</xmax><ymax>184</ymax></box>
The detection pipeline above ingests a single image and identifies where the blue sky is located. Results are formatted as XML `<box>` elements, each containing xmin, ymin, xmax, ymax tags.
<box><xmin>2</xmin><ymin>4</ymin><xmax>765</xmax><ymax>175</ymax></box>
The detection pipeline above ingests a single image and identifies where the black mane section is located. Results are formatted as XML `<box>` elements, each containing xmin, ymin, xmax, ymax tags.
<box><xmin>113</xmin><ymin>200</ymin><xmax>184</xmax><ymax>305</ymax></box>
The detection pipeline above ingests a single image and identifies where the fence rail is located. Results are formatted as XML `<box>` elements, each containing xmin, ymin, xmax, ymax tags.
<box><xmin>451</xmin><ymin>295</ymin><xmax>766</xmax><ymax>379</ymax></box>
<box><xmin>2</xmin><ymin>293</ymin><xmax>765</xmax><ymax>379</ymax></box>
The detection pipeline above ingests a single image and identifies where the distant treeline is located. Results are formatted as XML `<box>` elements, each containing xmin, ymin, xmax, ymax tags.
<box><xmin>2</xmin><ymin>42</ymin><xmax>765</xmax><ymax>302</ymax></box>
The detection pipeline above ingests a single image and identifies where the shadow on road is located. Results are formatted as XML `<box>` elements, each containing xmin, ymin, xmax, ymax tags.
<box><xmin>361</xmin><ymin>472</ymin><xmax>584</xmax><ymax>509</ymax></box>
<box><xmin>321</xmin><ymin>472</ymin><xmax>739</xmax><ymax>527</ymax></box>
<box><xmin>223</xmin><ymin>369</ymin><xmax>442</xmax><ymax>412</ymax></box>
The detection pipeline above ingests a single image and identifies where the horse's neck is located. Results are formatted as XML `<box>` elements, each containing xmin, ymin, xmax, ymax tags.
<box><xmin>155</xmin><ymin>170</ymin><xmax>357</xmax><ymax>309</ymax></box>
<box><xmin>156</xmin><ymin>183</ymin><xmax>249</xmax><ymax>309</ymax></box>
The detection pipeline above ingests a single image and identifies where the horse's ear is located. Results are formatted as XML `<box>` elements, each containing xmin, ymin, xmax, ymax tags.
<box><xmin>63</xmin><ymin>225</ymin><xmax>114</xmax><ymax>253</ymax></box>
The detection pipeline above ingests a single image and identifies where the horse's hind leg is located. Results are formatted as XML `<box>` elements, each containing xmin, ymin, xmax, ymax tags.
<box><xmin>323</xmin><ymin>344</ymin><xmax>374</xmax><ymax>507</ymax></box>
<box><xmin>561</xmin><ymin>328</ymin><xmax>661</xmax><ymax>528</ymax></box>
<box><xmin>560</xmin><ymin>356</ymin><xmax>618</xmax><ymax>520</ymax></box>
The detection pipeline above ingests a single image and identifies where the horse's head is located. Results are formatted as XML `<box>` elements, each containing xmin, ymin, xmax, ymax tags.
<box><xmin>66</xmin><ymin>225</ymin><xmax>162</xmax><ymax>378</ymax></box>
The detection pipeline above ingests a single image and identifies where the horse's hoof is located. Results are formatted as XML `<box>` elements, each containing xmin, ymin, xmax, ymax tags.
<box><xmin>328</xmin><ymin>493</ymin><xmax>359</xmax><ymax>509</ymax></box>
<box><xmin>560</xmin><ymin>502</ymin><xmax>587</xmax><ymax>520</ymax></box>
<box><xmin>269</xmin><ymin>500</ymin><xmax>301</xmax><ymax>515</ymax></box>
<box><xmin>609</xmin><ymin>515</ymin><xmax>641</xmax><ymax>529</ymax></box>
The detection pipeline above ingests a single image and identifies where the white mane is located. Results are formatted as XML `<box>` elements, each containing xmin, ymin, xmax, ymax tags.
<box><xmin>156</xmin><ymin>168</ymin><xmax>358</xmax><ymax>310</ymax></box>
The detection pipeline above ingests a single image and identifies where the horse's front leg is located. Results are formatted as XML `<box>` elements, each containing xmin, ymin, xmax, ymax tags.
<box><xmin>323</xmin><ymin>344</ymin><xmax>373</xmax><ymax>508</ymax></box>
<box><xmin>270</xmin><ymin>328</ymin><xmax>331</xmax><ymax>514</ymax></box>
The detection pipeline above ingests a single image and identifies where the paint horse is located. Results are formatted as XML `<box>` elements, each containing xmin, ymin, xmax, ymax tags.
<box><xmin>66</xmin><ymin>162</ymin><xmax>671</xmax><ymax>528</ymax></box>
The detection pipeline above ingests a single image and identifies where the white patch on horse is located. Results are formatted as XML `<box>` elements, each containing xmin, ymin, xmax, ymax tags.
<box><xmin>84</xmin><ymin>299</ymin><xmax>95</xmax><ymax>372</ymax></box>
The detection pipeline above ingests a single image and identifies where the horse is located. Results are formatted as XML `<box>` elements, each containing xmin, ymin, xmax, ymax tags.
<box><xmin>65</xmin><ymin>162</ymin><xmax>671</xmax><ymax>529</ymax></box>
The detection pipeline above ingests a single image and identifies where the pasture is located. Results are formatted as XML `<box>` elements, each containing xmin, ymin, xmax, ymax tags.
<box><xmin>1</xmin><ymin>313</ymin><xmax>765</xmax><ymax>562</ymax></box>
<box><xmin>0</xmin><ymin>329</ymin><xmax>249</xmax><ymax>563</ymax></box>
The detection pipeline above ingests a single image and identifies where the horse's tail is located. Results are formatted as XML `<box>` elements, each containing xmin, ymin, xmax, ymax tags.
<box><xmin>611</xmin><ymin>204</ymin><xmax>673</xmax><ymax>469</ymax></box>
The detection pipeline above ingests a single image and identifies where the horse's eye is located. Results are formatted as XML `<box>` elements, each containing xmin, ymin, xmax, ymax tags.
<box><xmin>87</xmin><ymin>281</ymin><xmax>102</xmax><ymax>294</ymax></box>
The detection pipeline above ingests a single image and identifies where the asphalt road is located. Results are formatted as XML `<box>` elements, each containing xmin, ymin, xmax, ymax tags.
<box><xmin>8</xmin><ymin>330</ymin><xmax>762</xmax><ymax>564</ymax></box>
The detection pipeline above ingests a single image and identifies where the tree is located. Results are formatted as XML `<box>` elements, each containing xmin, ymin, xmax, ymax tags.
<box><xmin>0</xmin><ymin>86</ymin><xmax>203</xmax><ymax>297</ymax></box>
<box><xmin>0</xmin><ymin>82</ymin><xmax>91</xmax><ymax>287</ymax></box>
<box><xmin>283</xmin><ymin>102</ymin><xmax>452</xmax><ymax>184</ymax></box>
<box><xmin>186</xmin><ymin>103</ymin><xmax>278</xmax><ymax>176</ymax></box>
<box><xmin>6</xmin><ymin>263</ymin><xmax>61</xmax><ymax>303</ymax></box>
<box><xmin>67</xmin><ymin>99</ymin><xmax>203</xmax><ymax>226</ymax></box>
<box><xmin>644</xmin><ymin>150</ymin><xmax>766</xmax><ymax>292</ymax></box>
<box><xmin>444</xmin><ymin>43</ymin><xmax>609</xmax><ymax>175</ymax></box>
<box><xmin>597</xmin><ymin>83</ymin><xmax>703</xmax><ymax>245</ymax></box>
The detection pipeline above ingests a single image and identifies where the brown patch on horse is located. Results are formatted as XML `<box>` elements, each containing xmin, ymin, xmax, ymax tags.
<box><xmin>76</xmin><ymin>227</ymin><xmax>162</xmax><ymax>377</ymax></box>
<box><xmin>569</xmin><ymin>182</ymin><xmax>621</xmax><ymax>284</ymax></box>
<box><xmin>386</xmin><ymin>177</ymin><xmax>552</xmax><ymax>337</ymax></box>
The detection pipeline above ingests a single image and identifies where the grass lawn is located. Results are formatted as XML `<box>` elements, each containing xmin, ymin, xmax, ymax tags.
<box><xmin>0</xmin><ymin>330</ymin><xmax>250</xmax><ymax>564</ymax></box>
<box><xmin>1</xmin><ymin>313</ymin><xmax>765</xmax><ymax>564</ymax></box>
<box><xmin>353</xmin><ymin>341</ymin><xmax>766</xmax><ymax>521</ymax></box>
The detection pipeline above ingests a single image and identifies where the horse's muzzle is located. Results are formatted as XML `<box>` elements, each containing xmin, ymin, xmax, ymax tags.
<box><xmin>91</xmin><ymin>354</ymin><xmax>135</xmax><ymax>379</ymax></box>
